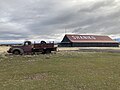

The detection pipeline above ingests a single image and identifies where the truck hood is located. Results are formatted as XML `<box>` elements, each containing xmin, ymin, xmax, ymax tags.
<box><xmin>11</xmin><ymin>45</ymin><xmax>23</xmax><ymax>48</ymax></box>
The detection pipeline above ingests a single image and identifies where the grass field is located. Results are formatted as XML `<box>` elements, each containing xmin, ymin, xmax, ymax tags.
<box><xmin>0</xmin><ymin>51</ymin><xmax>120</xmax><ymax>90</ymax></box>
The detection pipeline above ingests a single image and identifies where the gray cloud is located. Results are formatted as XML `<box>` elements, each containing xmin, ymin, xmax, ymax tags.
<box><xmin>0</xmin><ymin>0</ymin><xmax>120</xmax><ymax>42</ymax></box>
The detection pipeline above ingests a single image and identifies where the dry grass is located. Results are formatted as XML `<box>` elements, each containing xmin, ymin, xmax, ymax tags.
<box><xmin>58</xmin><ymin>47</ymin><xmax>120</xmax><ymax>53</ymax></box>
<box><xmin>0</xmin><ymin>46</ymin><xmax>10</xmax><ymax>54</ymax></box>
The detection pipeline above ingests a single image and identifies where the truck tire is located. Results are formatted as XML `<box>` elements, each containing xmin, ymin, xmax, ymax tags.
<box><xmin>46</xmin><ymin>49</ymin><xmax>51</xmax><ymax>54</ymax></box>
<box><xmin>42</xmin><ymin>49</ymin><xmax>51</xmax><ymax>54</ymax></box>
<box><xmin>13</xmin><ymin>50</ymin><xmax>20</xmax><ymax>55</ymax></box>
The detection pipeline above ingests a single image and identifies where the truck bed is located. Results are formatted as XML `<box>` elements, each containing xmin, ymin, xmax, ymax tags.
<box><xmin>34</xmin><ymin>43</ymin><xmax>55</xmax><ymax>49</ymax></box>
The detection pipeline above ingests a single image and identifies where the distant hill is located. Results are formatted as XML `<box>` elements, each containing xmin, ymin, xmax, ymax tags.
<box><xmin>114</xmin><ymin>38</ymin><xmax>120</xmax><ymax>43</ymax></box>
<box><xmin>0</xmin><ymin>42</ymin><xmax>22</xmax><ymax>46</ymax></box>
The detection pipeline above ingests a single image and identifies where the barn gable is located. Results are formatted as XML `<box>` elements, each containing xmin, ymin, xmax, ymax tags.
<box><xmin>61</xmin><ymin>35</ymin><xmax>71</xmax><ymax>43</ymax></box>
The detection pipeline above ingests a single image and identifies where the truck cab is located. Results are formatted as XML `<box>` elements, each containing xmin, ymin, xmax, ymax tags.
<box><xmin>8</xmin><ymin>41</ymin><xmax>33</xmax><ymax>55</ymax></box>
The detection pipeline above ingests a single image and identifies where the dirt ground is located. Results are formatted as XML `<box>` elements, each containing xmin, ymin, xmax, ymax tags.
<box><xmin>58</xmin><ymin>47</ymin><xmax>120</xmax><ymax>53</ymax></box>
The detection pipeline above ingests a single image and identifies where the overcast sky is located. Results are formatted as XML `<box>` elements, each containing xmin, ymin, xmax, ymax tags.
<box><xmin>0</xmin><ymin>0</ymin><xmax>120</xmax><ymax>43</ymax></box>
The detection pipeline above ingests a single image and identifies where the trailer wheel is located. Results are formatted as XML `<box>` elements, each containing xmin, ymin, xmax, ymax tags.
<box><xmin>13</xmin><ymin>50</ymin><xmax>20</xmax><ymax>55</ymax></box>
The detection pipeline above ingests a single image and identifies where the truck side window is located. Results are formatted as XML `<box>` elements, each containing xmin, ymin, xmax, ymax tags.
<box><xmin>24</xmin><ymin>41</ymin><xmax>32</xmax><ymax>46</ymax></box>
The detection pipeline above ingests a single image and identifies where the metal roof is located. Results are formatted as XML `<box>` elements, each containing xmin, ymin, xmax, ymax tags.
<box><xmin>62</xmin><ymin>34</ymin><xmax>118</xmax><ymax>43</ymax></box>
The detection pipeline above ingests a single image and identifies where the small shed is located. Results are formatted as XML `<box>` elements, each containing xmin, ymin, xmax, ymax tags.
<box><xmin>60</xmin><ymin>34</ymin><xmax>119</xmax><ymax>47</ymax></box>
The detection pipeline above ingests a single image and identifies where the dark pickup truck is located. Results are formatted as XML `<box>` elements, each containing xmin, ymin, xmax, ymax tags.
<box><xmin>7</xmin><ymin>41</ymin><xmax>57</xmax><ymax>55</ymax></box>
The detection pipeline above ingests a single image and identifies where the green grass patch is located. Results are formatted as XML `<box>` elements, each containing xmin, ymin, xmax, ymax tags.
<box><xmin>0</xmin><ymin>52</ymin><xmax>120</xmax><ymax>90</ymax></box>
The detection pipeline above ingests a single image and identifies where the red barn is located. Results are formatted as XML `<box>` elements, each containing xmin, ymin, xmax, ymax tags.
<box><xmin>60</xmin><ymin>34</ymin><xmax>119</xmax><ymax>47</ymax></box>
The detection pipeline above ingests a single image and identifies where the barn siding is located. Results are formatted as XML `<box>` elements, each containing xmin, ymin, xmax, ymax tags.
<box><xmin>71</xmin><ymin>42</ymin><xmax>119</xmax><ymax>47</ymax></box>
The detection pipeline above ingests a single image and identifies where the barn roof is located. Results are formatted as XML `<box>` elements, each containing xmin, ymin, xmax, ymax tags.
<box><xmin>61</xmin><ymin>34</ymin><xmax>118</xmax><ymax>43</ymax></box>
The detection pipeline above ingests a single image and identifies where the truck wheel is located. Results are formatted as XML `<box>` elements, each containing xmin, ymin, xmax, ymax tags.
<box><xmin>13</xmin><ymin>50</ymin><xmax>20</xmax><ymax>55</ymax></box>
<box><xmin>46</xmin><ymin>49</ymin><xmax>51</xmax><ymax>54</ymax></box>
<box><xmin>42</xmin><ymin>50</ymin><xmax>46</xmax><ymax>54</ymax></box>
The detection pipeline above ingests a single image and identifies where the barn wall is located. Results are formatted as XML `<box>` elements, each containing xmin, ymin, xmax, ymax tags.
<box><xmin>59</xmin><ymin>42</ymin><xmax>119</xmax><ymax>47</ymax></box>
<box><xmin>59</xmin><ymin>43</ymin><xmax>72</xmax><ymax>47</ymax></box>
<box><xmin>72</xmin><ymin>42</ymin><xmax>119</xmax><ymax>47</ymax></box>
